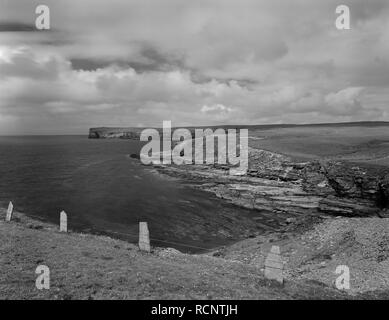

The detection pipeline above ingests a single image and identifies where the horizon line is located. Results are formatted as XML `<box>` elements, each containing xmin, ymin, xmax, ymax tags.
<box><xmin>1</xmin><ymin>120</ymin><xmax>389</xmax><ymax>136</ymax></box>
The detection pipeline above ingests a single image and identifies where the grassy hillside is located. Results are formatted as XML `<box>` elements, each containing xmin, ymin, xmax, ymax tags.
<box><xmin>1</xmin><ymin>210</ymin><xmax>388</xmax><ymax>300</ymax></box>
<box><xmin>0</xmin><ymin>210</ymin><xmax>348</xmax><ymax>300</ymax></box>
<box><xmin>248</xmin><ymin>125</ymin><xmax>389</xmax><ymax>165</ymax></box>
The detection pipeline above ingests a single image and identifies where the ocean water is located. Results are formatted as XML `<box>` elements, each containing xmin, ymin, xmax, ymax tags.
<box><xmin>0</xmin><ymin>136</ymin><xmax>263</xmax><ymax>252</ymax></box>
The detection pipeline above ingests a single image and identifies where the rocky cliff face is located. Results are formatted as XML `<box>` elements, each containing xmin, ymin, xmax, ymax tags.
<box><xmin>89</xmin><ymin>127</ymin><xmax>143</xmax><ymax>139</ymax></box>
<box><xmin>301</xmin><ymin>161</ymin><xmax>389</xmax><ymax>214</ymax></box>
<box><xmin>151</xmin><ymin>148</ymin><xmax>389</xmax><ymax>220</ymax></box>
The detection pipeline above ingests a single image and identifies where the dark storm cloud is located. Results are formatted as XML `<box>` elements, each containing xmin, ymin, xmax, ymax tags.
<box><xmin>70</xmin><ymin>44</ymin><xmax>185</xmax><ymax>72</ymax></box>
<box><xmin>0</xmin><ymin>22</ymin><xmax>36</xmax><ymax>32</ymax></box>
<box><xmin>37</xmin><ymin>38</ymin><xmax>72</xmax><ymax>46</ymax></box>
<box><xmin>70</xmin><ymin>58</ymin><xmax>109</xmax><ymax>71</ymax></box>
<box><xmin>139</xmin><ymin>46</ymin><xmax>185</xmax><ymax>71</ymax></box>
<box><xmin>190</xmin><ymin>72</ymin><xmax>259</xmax><ymax>89</ymax></box>
<box><xmin>349</xmin><ymin>0</ymin><xmax>389</xmax><ymax>22</ymax></box>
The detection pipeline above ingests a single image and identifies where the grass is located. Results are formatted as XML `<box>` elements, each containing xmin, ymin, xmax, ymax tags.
<box><xmin>248</xmin><ymin>125</ymin><xmax>389</xmax><ymax>165</ymax></box>
<box><xmin>1</xmin><ymin>211</ymin><xmax>355</xmax><ymax>300</ymax></box>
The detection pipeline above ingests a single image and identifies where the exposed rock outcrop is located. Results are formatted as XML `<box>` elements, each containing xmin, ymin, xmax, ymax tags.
<box><xmin>318</xmin><ymin>196</ymin><xmax>379</xmax><ymax>217</ymax></box>
<box><xmin>151</xmin><ymin>148</ymin><xmax>389</xmax><ymax>219</ymax></box>
<box><xmin>89</xmin><ymin>127</ymin><xmax>143</xmax><ymax>139</ymax></box>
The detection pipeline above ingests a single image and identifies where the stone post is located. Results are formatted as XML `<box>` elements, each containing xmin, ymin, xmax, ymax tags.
<box><xmin>264</xmin><ymin>245</ymin><xmax>284</xmax><ymax>284</ymax></box>
<box><xmin>5</xmin><ymin>201</ymin><xmax>13</xmax><ymax>221</ymax></box>
<box><xmin>139</xmin><ymin>222</ymin><xmax>151</xmax><ymax>252</ymax></box>
<box><xmin>60</xmin><ymin>211</ymin><xmax>67</xmax><ymax>232</ymax></box>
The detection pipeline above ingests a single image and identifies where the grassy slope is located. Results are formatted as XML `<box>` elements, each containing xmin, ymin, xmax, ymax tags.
<box><xmin>1</xmin><ymin>211</ymin><xmax>352</xmax><ymax>300</ymax></box>
<box><xmin>248</xmin><ymin>125</ymin><xmax>389</xmax><ymax>165</ymax></box>
<box><xmin>221</xmin><ymin>216</ymin><xmax>389</xmax><ymax>297</ymax></box>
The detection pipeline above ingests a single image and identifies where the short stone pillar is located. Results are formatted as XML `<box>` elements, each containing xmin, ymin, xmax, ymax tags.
<box><xmin>5</xmin><ymin>201</ymin><xmax>13</xmax><ymax>221</ymax></box>
<box><xmin>60</xmin><ymin>211</ymin><xmax>67</xmax><ymax>232</ymax></box>
<box><xmin>264</xmin><ymin>245</ymin><xmax>284</xmax><ymax>284</ymax></box>
<box><xmin>139</xmin><ymin>222</ymin><xmax>151</xmax><ymax>252</ymax></box>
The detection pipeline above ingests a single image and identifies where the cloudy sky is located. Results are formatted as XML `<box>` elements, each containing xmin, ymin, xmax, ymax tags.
<box><xmin>0</xmin><ymin>0</ymin><xmax>388</xmax><ymax>134</ymax></box>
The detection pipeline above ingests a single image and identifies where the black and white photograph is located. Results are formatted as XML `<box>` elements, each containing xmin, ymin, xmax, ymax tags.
<box><xmin>0</xmin><ymin>0</ymin><xmax>389</xmax><ymax>307</ymax></box>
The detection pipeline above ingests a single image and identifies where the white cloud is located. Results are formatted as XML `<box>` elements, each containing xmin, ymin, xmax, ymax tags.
<box><xmin>0</xmin><ymin>0</ymin><xmax>389</xmax><ymax>133</ymax></box>
<box><xmin>324</xmin><ymin>87</ymin><xmax>364</xmax><ymax>115</ymax></box>
<box><xmin>201</xmin><ymin>104</ymin><xmax>233</xmax><ymax>114</ymax></box>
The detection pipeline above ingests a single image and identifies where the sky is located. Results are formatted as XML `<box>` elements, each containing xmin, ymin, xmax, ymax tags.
<box><xmin>0</xmin><ymin>0</ymin><xmax>389</xmax><ymax>134</ymax></box>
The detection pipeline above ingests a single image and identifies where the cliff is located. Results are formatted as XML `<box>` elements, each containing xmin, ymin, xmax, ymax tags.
<box><xmin>88</xmin><ymin>127</ymin><xmax>143</xmax><ymax>139</ymax></box>
<box><xmin>151</xmin><ymin>148</ymin><xmax>389</xmax><ymax>219</ymax></box>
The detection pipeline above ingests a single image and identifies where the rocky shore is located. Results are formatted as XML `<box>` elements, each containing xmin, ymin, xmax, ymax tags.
<box><xmin>147</xmin><ymin>147</ymin><xmax>389</xmax><ymax>222</ymax></box>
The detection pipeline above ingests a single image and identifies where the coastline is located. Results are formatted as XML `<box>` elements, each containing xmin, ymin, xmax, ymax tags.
<box><xmin>147</xmin><ymin>147</ymin><xmax>389</xmax><ymax>219</ymax></box>
<box><xmin>2</xmin><ymin>127</ymin><xmax>389</xmax><ymax>299</ymax></box>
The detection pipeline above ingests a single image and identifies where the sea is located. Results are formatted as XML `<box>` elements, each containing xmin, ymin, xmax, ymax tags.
<box><xmin>0</xmin><ymin>136</ymin><xmax>265</xmax><ymax>252</ymax></box>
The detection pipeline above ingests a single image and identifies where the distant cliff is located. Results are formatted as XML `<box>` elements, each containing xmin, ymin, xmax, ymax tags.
<box><xmin>89</xmin><ymin>122</ymin><xmax>389</xmax><ymax>139</ymax></box>
<box><xmin>89</xmin><ymin>127</ymin><xmax>143</xmax><ymax>139</ymax></box>
<box><xmin>89</xmin><ymin>126</ymin><xmax>208</xmax><ymax>139</ymax></box>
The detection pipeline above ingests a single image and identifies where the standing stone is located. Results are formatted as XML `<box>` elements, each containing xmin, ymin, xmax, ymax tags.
<box><xmin>5</xmin><ymin>201</ymin><xmax>13</xmax><ymax>221</ymax></box>
<box><xmin>60</xmin><ymin>211</ymin><xmax>67</xmax><ymax>232</ymax></box>
<box><xmin>139</xmin><ymin>222</ymin><xmax>151</xmax><ymax>252</ymax></box>
<box><xmin>264</xmin><ymin>245</ymin><xmax>284</xmax><ymax>284</ymax></box>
